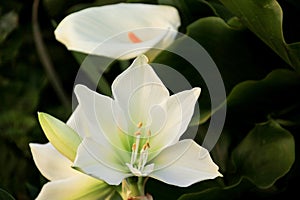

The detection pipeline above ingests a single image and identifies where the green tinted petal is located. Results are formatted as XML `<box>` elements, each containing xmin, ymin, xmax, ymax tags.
<box><xmin>38</xmin><ymin>112</ymin><xmax>82</xmax><ymax>161</ymax></box>
<box><xmin>36</xmin><ymin>175</ymin><xmax>119</xmax><ymax>200</ymax></box>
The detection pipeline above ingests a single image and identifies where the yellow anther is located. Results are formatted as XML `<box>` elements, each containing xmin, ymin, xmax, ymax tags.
<box><xmin>142</xmin><ymin>142</ymin><xmax>150</xmax><ymax>150</ymax></box>
<box><xmin>137</xmin><ymin>122</ymin><xmax>143</xmax><ymax>128</ymax></box>
<box><xmin>146</xmin><ymin>142</ymin><xmax>150</xmax><ymax>148</ymax></box>
<box><xmin>132</xmin><ymin>143</ymin><xmax>136</xmax><ymax>151</ymax></box>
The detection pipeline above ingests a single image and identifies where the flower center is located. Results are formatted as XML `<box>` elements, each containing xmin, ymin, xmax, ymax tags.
<box><xmin>126</xmin><ymin>122</ymin><xmax>154</xmax><ymax>176</ymax></box>
<box><xmin>128</xmin><ymin>32</ymin><xmax>142</xmax><ymax>43</ymax></box>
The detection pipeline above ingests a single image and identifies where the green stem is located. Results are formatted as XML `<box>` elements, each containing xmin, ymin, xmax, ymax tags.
<box><xmin>121</xmin><ymin>177</ymin><xmax>152</xmax><ymax>200</ymax></box>
<box><xmin>32</xmin><ymin>0</ymin><xmax>71</xmax><ymax>109</ymax></box>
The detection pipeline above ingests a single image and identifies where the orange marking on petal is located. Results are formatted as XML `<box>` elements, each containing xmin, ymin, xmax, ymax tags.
<box><xmin>128</xmin><ymin>32</ymin><xmax>142</xmax><ymax>43</ymax></box>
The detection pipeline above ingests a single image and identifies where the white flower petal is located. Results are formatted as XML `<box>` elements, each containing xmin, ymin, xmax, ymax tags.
<box><xmin>36</xmin><ymin>174</ymin><xmax>115</xmax><ymax>200</ymax></box>
<box><xmin>54</xmin><ymin>3</ymin><xmax>180</xmax><ymax>59</ymax></box>
<box><xmin>112</xmin><ymin>55</ymin><xmax>169</xmax><ymax>128</ymax></box>
<box><xmin>149</xmin><ymin>88</ymin><xmax>201</xmax><ymax>154</ymax></box>
<box><xmin>127</xmin><ymin>83</ymin><xmax>169</xmax><ymax>131</ymax></box>
<box><xmin>66</xmin><ymin>105</ymin><xmax>89</xmax><ymax>138</ymax></box>
<box><xmin>29</xmin><ymin>143</ymin><xmax>79</xmax><ymax>181</ymax></box>
<box><xmin>147</xmin><ymin>103</ymin><xmax>167</xmax><ymax>134</ymax></box>
<box><xmin>74</xmin><ymin>138</ymin><xmax>131</xmax><ymax>185</ymax></box>
<box><xmin>150</xmin><ymin>140</ymin><xmax>222</xmax><ymax>187</ymax></box>
<box><xmin>74</xmin><ymin>84</ymin><xmax>130</xmax><ymax>150</ymax></box>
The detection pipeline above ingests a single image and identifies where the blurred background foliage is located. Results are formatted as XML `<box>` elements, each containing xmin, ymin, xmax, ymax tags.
<box><xmin>0</xmin><ymin>0</ymin><xmax>299</xmax><ymax>199</ymax></box>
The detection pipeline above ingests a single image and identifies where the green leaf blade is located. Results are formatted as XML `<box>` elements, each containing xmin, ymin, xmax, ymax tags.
<box><xmin>231</xmin><ymin>120</ymin><xmax>295</xmax><ymax>188</ymax></box>
<box><xmin>220</xmin><ymin>0</ymin><xmax>300</xmax><ymax>70</ymax></box>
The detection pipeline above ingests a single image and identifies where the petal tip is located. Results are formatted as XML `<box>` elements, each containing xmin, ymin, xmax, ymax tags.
<box><xmin>218</xmin><ymin>171</ymin><xmax>223</xmax><ymax>177</ymax></box>
<box><xmin>74</xmin><ymin>84</ymin><xmax>85</xmax><ymax>93</ymax></box>
<box><xmin>136</xmin><ymin>54</ymin><xmax>149</xmax><ymax>65</ymax></box>
<box><xmin>29</xmin><ymin>143</ymin><xmax>37</xmax><ymax>150</ymax></box>
<box><xmin>37</xmin><ymin>112</ymin><xmax>47</xmax><ymax>123</ymax></box>
<box><xmin>193</xmin><ymin>87</ymin><xmax>201</xmax><ymax>98</ymax></box>
<box><xmin>74</xmin><ymin>84</ymin><xmax>90</xmax><ymax>99</ymax></box>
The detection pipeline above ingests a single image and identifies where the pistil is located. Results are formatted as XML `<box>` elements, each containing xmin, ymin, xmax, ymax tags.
<box><xmin>138</xmin><ymin>142</ymin><xmax>150</xmax><ymax>171</ymax></box>
<box><xmin>131</xmin><ymin>131</ymin><xmax>141</xmax><ymax>165</ymax></box>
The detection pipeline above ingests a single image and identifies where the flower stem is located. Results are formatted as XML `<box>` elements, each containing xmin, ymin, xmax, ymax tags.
<box><xmin>32</xmin><ymin>0</ymin><xmax>71</xmax><ymax>109</ymax></box>
<box><xmin>121</xmin><ymin>177</ymin><xmax>152</xmax><ymax>200</ymax></box>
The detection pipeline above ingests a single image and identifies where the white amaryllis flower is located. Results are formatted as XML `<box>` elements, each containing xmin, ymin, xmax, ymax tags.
<box><xmin>71</xmin><ymin>54</ymin><xmax>222</xmax><ymax>188</ymax></box>
<box><xmin>29</xmin><ymin>113</ymin><xmax>120</xmax><ymax>199</ymax></box>
<box><xmin>54</xmin><ymin>3</ymin><xmax>180</xmax><ymax>60</ymax></box>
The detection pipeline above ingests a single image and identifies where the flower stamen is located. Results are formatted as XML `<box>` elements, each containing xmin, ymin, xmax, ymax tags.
<box><xmin>131</xmin><ymin>132</ymin><xmax>141</xmax><ymax>165</ymax></box>
<box><xmin>147</xmin><ymin>130</ymin><xmax>151</xmax><ymax>137</ymax></box>
<box><xmin>138</xmin><ymin>141</ymin><xmax>150</xmax><ymax>171</ymax></box>
<box><xmin>137</xmin><ymin>122</ymin><xmax>143</xmax><ymax>128</ymax></box>
<box><xmin>127</xmin><ymin>124</ymin><xmax>153</xmax><ymax>176</ymax></box>
<box><xmin>130</xmin><ymin>143</ymin><xmax>137</xmax><ymax>164</ymax></box>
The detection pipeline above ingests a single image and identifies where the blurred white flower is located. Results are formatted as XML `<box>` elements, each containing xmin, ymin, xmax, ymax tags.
<box><xmin>54</xmin><ymin>3</ymin><xmax>180</xmax><ymax>60</ymax></box>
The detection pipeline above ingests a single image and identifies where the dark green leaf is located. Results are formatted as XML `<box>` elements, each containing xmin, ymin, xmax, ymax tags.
<box><xmin>158</xmin><ymin>0</ymin><xmax>216</xmax><ymax>29</ymax></box>
<box><xmin>220</xmin><ymin>0</ymin><xmax>300</xmax><ymax>70</ymax></box>
<box><xmin>186</xmin><ymin>16</ymin><xmax>282</xmax><ymax>91</ymax></box>
<box><xmin>226</xmin><ymin>69</ymin><xmax>300</xmax><ymax>122</ymax></box>
<box><xmin>0</xmin><ymin>188</ymin><xmax>15</xmax><ymax>200</ymax></box>
<box><xmin>231</xmin><ymin>120</ymin><xmax>295</xmax><ymax>188</ymax></box>
<box><xmin>72</xmin><ymin>52</ymin><xmax>113</xmax><ymax>96</ymax></box>
<box><xmin>127</xmin><ymin>0</ymin><xmax>157</xmax><ymax>3</ymax></box>
<box><xmin>156</xmin><ymin>16</ymin><xmax>284</xmax><ymax>123</ymax></box>
<box><xmin>203</xmin><ymin>0</ymin><xmax>234</xmax><ymax>20</ymax></box>
<box><xmin>178</xmin><ymin>178</ymin><xmax>252</xmax><ymax>200</ymax></box>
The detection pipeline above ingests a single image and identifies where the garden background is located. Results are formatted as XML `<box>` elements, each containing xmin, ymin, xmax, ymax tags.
<box><xmin>0</xmin><ymin>0</ymin><xmax>299</xmax><ymax>199</ymax></box>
